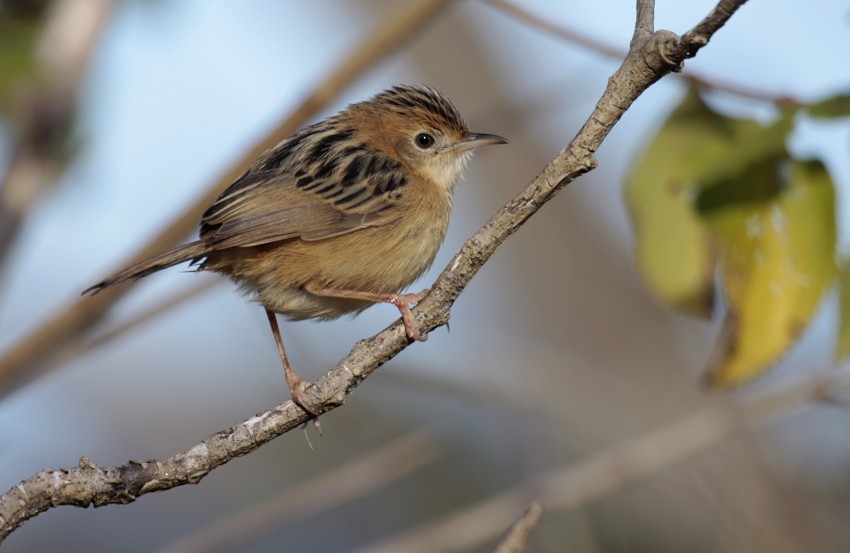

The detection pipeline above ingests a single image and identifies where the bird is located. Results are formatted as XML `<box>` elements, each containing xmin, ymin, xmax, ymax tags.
<box><xmin>84</xmin><ymin>84</ymin><xmax>508</xmax><ymax>414</ymax></box>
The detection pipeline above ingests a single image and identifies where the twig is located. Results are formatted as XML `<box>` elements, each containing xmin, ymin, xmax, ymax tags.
<box><xmin>633</xmin><ymin>0</ymin><xmax>655</xmax><ymax>46</ymax></box>
<box><xmin>485</xmin><ymin>0</ymin><xmax>794</xmax><ymax>104</ymax></box>
<box><xmin>492</xmin><ymin>503</ymin><xmax>543</xmax><ymax>553</ymax></box>
<box><xmin>0</xmin><ymin>0</ymin><xmax>454</xmax><ymax>398</ymax></box>
<box><xmin>350</xmin><ymin>368</ymin><xmax>850</xmax><ymax>553</ymax></box>
<box><xmin>0</xmin><ymin>0</ymin><xmax>750</xmax><ymax>542</ymax></box>
<box><xmin>154</xmin><ymin>430</ymin><xmax>442</xmax><ymax>553</ymax></box>
<box><xmin>680</xmin><ymin>0</ymin><xmax>745</xmax><ymax>55</ymax></box>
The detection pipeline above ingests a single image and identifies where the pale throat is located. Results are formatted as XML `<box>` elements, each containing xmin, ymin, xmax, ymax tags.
<box><xmin>420</xmin><ymin>150</ymin><xmax>475</xmax><ymax>193</ymax></box>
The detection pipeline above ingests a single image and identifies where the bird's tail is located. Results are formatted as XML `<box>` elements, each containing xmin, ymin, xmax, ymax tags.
<box><xmin>83</xmin><ymin>241</ymin><xmax>209</xmax><ymax>295</ymax></box>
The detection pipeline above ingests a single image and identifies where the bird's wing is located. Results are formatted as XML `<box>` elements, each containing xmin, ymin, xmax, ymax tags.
<box><xmin>199</xmin><ymin>151</ymin><xmax>410</xmax><ymax>250</ymax></box>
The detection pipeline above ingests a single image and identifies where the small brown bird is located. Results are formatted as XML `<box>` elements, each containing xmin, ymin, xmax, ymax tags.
<box><xmin>85</xmin><ymin>84</ymin><xmax>507</xmax><ymax>412</ymax></box>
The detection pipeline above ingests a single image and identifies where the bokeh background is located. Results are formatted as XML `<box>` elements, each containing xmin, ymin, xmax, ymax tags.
<box><xmin>2</xmin><ymin>0</ymin><xmax>850</xmax><ymax>551</ymax></box>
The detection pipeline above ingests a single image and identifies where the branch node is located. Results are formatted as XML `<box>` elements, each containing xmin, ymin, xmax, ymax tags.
<box><xmin>648</xmin><ymin>30</ymin><xmax>684</xmax><ymax>71</ymax></box>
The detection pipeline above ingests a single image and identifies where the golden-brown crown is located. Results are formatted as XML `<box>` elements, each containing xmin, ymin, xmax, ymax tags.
<box><xmin>368</xmin><ymin>85</ymin><xmax>470</xmax><ymax>137</ymax></box>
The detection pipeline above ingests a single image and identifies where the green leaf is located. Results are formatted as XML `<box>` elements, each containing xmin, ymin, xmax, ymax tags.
<box><xmin>624</xmin><ymin>89</ymin><xmax>793</xmax><ymax>317</ymax></box>
<box><xmin>807</xmin><ymin>93</ymin><xmax>850</xmax><ymax>119</ymax></box>
<box><xmin>703</xmin><ymin>159</ymin><xmax>837</xmax><ymax>387</ymax></box>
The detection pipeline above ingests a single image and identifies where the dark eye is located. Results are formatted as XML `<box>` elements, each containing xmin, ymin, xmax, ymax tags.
<box><xmin>415</xmin><ymin>133</ymin><xmax>435</xmax><ymax>149</ymax></box>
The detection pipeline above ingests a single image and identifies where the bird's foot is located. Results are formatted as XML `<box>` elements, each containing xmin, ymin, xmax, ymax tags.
<box><xmin>390</xmin><ymin>288</ymin><xmax>430</xmax><ymax>342</ymax></box>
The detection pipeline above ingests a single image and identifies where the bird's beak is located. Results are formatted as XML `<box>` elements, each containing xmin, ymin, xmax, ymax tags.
<box><xmin>446</xmin><ymin>132</ymin><xmax>510</xmax><ymax>153</ymax></box>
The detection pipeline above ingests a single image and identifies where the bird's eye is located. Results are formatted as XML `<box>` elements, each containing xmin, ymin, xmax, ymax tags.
<box><xmin>414</xmin><ymin>133</ymin><xmax>435</xmax><ymax>149</ymax></box>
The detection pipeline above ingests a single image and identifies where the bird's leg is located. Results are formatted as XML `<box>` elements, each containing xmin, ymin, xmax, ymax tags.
<box><xmin>265</xmin><ymin>309</ymin><xmax>317</xmax><ymax>416</ymax></box>
<box><xmin>304</xmin><ymin>283</ymin><xmax>430</xmax><ymax>342</ymax></box>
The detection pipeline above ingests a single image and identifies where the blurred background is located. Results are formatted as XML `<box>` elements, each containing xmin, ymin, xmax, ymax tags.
<box><xmin>1</xmin><ymin>0</ymin><xmax>849</xmax><ymax>551</ymax></box>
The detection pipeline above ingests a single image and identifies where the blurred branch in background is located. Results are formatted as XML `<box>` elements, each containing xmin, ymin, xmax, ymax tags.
<box><xmin>0</xmin><ymin>0</ymin><xmax>115</xmax><ymax>270</ymax></box>
<box><xmin>491</xmin><ymin>502</ymin><xmax>543</xmax><ymax>553</ymax></box>
<box><xmin>48</xmin><ymin>277</ymin><xmax>220</xmax><ymax>370</ymax></box>
<box><xmin>153</xmin><ymin>430</ymin><xmax>442</xmax><ymax>553</ymax></box>
<box><xmin>484</xmin><ymin>0</ymin><xmax>799</xmax><ymax>105</ymax></box>
<box><xmin>352</xmin><ymin>367</ymin><xmax>850</xmax><ymax>553</ymax></box>
<box><xmin>484</xmin><ymin>0</ymin><xmax>623</xmax><ymax>58</ymax></box>
<box><xmin>0</xmin><ymin>0</ymin><xmax>752</xmax><ymax>542</ymax></box>
<box><xmin>0</xmin><ymin>0</ymin><xmax>453</xmax><ymax>398</ymax></box>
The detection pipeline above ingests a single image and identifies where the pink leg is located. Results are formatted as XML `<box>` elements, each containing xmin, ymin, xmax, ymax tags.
<box><xmin>266</xmin><ymin>309</ymin><xmax>317</xmax><ymax>415</ymax></box>
<box><xmin>304</xmin><ymin>283</ymin><xmax>431</xmax><ymax>342</ymax></box>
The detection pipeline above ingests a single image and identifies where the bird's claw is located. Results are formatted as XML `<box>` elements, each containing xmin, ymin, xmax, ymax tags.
<box><xmin>392</xmin><ymin>289</ymin><xmax>430</xmax><ymax>342</ymax></box>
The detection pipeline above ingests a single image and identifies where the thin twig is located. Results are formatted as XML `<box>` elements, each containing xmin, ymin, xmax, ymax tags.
<box><xmin>0</xmin><ymin>0</ymin><xmax>454</xmax><ymax>398</ymax></box>
<box><xmin>681</xmin><ymin>0</ymin><xmax>747</xmax><ymax>56</ymax></box>
<box><xmin>350</xmin><ymin>368</ymin><xmax>850</xmax><ymax>553</ymax></box>
<box><xmin>0</xmin><ymin>0</ymin><xmax>750</xmax><ymax>542</ymax></box>
<box><xmin>633</xmin><ymin>0</ymin><xmax>655</xmax><ymax>46</ymax></box>
<box><xmin>154</xmin><ymin>430</ymin><xmax>442</xmax><ymax>553</ymax></box>
<box><xmin>485</xmin><ymin>0</ymin><xmax>794</xmax><ymax>104</ymax></box>
<box><xmin>492</xmin><ymin>503</ymin><xmax>543</xmax><ymax>553</ymax></box>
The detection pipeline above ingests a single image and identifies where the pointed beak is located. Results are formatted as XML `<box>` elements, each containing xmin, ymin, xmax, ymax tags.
<box><xmin>446</xmin><ymin>132</ymin><xmax>510</xmax><ymax>153</ymax></box>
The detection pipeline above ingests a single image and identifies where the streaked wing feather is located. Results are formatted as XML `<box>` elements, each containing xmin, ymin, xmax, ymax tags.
<box><xmin>199</xmin><ymin>143</ymin><xmax>406</xmax><ymax>249</ymax></box>
<box><xmin>197</xmin><ymin>84</ymin><xmax>478</xmax><ymax>252</ymax></box>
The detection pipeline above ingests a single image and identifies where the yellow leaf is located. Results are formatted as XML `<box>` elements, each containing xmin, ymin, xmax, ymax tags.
<box><xmin>704</xmin><ymin>160</ymin><xmax>837</xmax><ymax>387</ymax></box>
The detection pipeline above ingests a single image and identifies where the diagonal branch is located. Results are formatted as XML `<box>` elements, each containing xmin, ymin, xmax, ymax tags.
<box><xmin>0</xmin><ymin>0</ymin><xmax>750</xmax><ymax>542</ymax></box>
<box><xmin>0</xmin><ymin>0</ymin><xmax>453</xmax><ymax>398</ymax></box>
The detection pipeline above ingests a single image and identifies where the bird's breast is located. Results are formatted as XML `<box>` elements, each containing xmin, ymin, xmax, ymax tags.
<box><xmin>225</xmin><ymin>196</ymin><xmax>452</xmax><ymax>320</ymax></box>
<box><xmin>304</xmin><ymin>204</ymin><xmax>450</xmax><ymax>293</ymax></box>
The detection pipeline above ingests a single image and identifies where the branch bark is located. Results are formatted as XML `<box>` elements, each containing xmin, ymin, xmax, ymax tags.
<box><xmin>0</xmin><ymin>0</ymin><xmax>750</xmax><ymax>542</ymax></box>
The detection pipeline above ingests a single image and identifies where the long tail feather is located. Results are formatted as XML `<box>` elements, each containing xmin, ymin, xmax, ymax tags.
<box><xmin>82</xmin><ymin>241</ymin><xmax>209</xmax><ymax>295</ymax></box>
